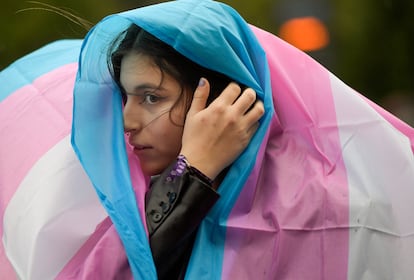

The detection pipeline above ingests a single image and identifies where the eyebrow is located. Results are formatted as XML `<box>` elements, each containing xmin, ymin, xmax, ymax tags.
<box><xmin>136</xmin><ymin>83</ymin><xmax>161</xmax><ymax>90</ymax></box>
<box><xmin>124</xmin><ymin>83</ymin><xmax>163</xmax><ymax>95</ymax></box>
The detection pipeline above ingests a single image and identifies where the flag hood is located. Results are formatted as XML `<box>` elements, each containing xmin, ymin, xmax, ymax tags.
<box><xmin>71</xmin><ymin>0</ymin><xmax>273</xmax><ymax>278</ymax></box>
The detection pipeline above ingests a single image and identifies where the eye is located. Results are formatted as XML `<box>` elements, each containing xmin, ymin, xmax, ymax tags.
<box><xmin>142</xmin><ymin>93</ymin><xmax>161</xmax><ymax>105</ymax></box>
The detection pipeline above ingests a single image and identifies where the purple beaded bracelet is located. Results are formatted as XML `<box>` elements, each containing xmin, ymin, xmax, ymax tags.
<box><xmin>167</xmin><ymin>154</ymin><xmax>214</xmax><ymax>185</ymax></box>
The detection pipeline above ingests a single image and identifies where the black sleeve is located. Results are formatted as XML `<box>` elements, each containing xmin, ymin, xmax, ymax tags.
<box><xmin>145</xmin><ymin>160</ymin><xmax>220</xmax><ymax>279</ymax></box>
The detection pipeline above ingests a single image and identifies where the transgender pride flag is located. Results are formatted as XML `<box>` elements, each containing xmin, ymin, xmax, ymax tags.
<box><xmin>2</xmin><ymin>1</ymin><xmax>414</xmax><ymax>279</ymax></box>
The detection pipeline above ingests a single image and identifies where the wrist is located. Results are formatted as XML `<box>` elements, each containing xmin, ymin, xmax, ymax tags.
<box><xmin>178</xmin><ymin>154</ymin><xmax>214</xmax><ymax>185</ymax></box>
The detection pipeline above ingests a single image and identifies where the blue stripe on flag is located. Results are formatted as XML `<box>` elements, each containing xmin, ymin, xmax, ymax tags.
<box><xmin>0</xmin><ymin>39</ymin><xmax>82</xmax><ymax>102</ymax></box>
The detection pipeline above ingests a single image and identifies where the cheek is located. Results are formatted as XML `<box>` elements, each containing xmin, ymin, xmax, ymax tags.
<box><xmin>169</xmin><ymin>104</ymin><xmax>187</xmax><ymax>126</ymax></box>
<box><xmin>157</xmin><ymin>116</ymin><xmax>184</xmax><ymax>147</ymax></box>
<box><xmin>157</xmin><ymin>122</ymin><xmax>184</xmax><ymax>160</ymax></box>
<box><xmin>165</xmin><ymin>122</ymin><xmax>184</xmax><ymax>144</ymax></box>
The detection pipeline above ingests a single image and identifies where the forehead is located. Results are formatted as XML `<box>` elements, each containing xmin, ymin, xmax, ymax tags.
<box><xmin>120</xmin><ymin>53</ymin><xmax>162</xmax><ymax>90</ymax></box>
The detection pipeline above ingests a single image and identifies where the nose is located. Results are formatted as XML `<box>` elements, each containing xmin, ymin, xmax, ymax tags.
<box><xmin>123</xmin><ymin>100</ymin><xmax>143</xmax><ymax>134</ymax></box>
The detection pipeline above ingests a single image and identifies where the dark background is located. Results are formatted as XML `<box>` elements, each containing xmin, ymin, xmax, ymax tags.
<box><xmin>2</xmin><ymin>0</ymin><xmax>413</xmax><ymax>124</ymax></box>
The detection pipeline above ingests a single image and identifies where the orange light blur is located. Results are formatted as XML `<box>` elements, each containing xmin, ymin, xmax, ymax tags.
<box><xmin>278</xmin><ymin>16</ymin><xmax>329</xmax><ymax>51</ymax></box>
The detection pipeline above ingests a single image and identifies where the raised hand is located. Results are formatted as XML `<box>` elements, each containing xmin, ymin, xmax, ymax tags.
<box><xmin>180</xmin><ymin>78</ymin><xmax>264</xmax><ymax>183</ymax></box>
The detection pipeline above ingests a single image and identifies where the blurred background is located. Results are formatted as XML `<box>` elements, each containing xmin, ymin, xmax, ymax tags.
<box><xmin>1</xmin><ymin>0</ymin><xmax>414</xmax><ymax>125</ymax></box>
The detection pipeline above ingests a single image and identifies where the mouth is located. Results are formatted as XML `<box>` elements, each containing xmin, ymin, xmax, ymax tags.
<box><xmin>133</xmin><ymin>145</ymin><xmax>152</xmax><ymax>151</ymax></box>
<box><xmin>131</xmin><ymin>141</ymin><xmax>155</xmax><ymax>155</ymax></box>
<box><xmin>132</xmin><ymin>145</ymin><xmax>154</xmax><ymax>160</ymax></box>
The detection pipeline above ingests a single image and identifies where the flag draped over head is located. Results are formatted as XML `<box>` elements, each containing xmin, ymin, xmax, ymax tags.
<box><xmin>2</xmin><ymin>0</ymin><xmax>414</xmax><ymax>279</ymax></box>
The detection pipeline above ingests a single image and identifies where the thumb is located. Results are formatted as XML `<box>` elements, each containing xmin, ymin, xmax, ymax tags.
<box><xmin>187</xmin><ymin>78</ymin><xmax>210</xmax><ymax>117</ymax></box>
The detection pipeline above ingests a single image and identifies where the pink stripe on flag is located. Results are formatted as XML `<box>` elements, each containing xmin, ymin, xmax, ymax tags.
<box><xmin>0</xmin><ymin>63</ymin><xmax>77</xmax><ymax>277</ymax></box>
<box><xmin>56</xmin><ymin>217</ymin><xmax>132</xmax><ymax>280</ymax></box>
<box><xmin>222</xmin><ymin>27</ymin><xmax>349</xmax><ymax>279</ymax></box>
<box><xmin>54</xmin><ymin>135</ymin><xmax>149</xmax><ymax>279</ymax></box>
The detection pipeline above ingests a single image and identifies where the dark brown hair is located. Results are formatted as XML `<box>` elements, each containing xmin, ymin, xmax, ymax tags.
<box><xmin>108</xmin><ymin>24</ymin><xmax>233</xmax><ymax>118</ymax></box>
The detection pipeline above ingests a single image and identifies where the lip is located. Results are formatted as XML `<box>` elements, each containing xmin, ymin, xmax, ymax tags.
<box><xmin>133</xmin><ymin>144</ymin><xmax>152</xmax><ymax>151</ymax></box>
<box><xmin>132</xmin><ymin>144</ymin><xmax>154</xmax><ymax>158</ymax></box>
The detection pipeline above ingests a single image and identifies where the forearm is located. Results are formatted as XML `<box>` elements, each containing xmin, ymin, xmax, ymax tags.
<box><xmin>145</xmin><ymin>157</ymin><xmax>219</xmax><ymax>278</ymax></box>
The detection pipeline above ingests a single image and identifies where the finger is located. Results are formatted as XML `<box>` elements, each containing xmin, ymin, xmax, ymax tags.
<box><xmin>211</xmin><ymin>82</ymin><xmax>242</xmax><ymax>105</ymax></box>
<box><xmin>244</xmin><ymin>100</ymin><xmax>265</xmax><ymax>123</ymax></box>
<box><xmin>187</xmin><ymin>78</ymin><xmax>210</xmax><ymax>117</ymax></box>
<box><xmin>233</xmin><ymin>88</ymin><xmax>257</xmax><ymax>114</ymax></box>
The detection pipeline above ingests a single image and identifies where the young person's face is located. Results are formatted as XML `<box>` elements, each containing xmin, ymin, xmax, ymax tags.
<box><xmin>121</xmin><ymin>52</ymin><xmax>188</xmax><ymax>176</ymax></box>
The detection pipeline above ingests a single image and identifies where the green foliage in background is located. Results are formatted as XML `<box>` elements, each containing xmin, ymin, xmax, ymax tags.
<box><xmin>333</xmin><ymin>0</ymin><xmax>414</xmax><ymax>100</ymax></box>
<box><xmin>1</xmin><ymin>0</ymin><xmax>136</xmax><ymax>69</ymax></box>
<box><xmin>1</xmin><ymin>0</ymin><xmax>413</xmax><ymax>104</ymax></box>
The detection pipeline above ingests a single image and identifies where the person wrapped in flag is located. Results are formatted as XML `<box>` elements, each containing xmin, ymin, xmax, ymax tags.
<box><xmin>1</xmin><ymin>0</ymin><xmax>414</xmax><ymax>279</ymax></box>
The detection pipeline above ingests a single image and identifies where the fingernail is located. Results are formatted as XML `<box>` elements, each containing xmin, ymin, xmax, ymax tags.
<box><xmin>198</xmin><ymin>78</ymin><xmax>206</xmax><ymax>87</ymax></box>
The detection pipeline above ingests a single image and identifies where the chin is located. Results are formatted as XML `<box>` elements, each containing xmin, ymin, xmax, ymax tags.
<box><xmin>139</xmin><ymin>157</ymin><xmax>178</xmax><ymax>177</ymax></box>
<box><xmin>140</xmin><ymin>164</ymin><xmax>165</xmax><ymax>177</ymax></box>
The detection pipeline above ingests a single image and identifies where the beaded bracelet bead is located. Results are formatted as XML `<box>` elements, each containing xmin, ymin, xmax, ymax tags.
<box><xmin>165</xmin><ymin>155</ymin><xmax>187</xmax><ymax>183</ymax></box>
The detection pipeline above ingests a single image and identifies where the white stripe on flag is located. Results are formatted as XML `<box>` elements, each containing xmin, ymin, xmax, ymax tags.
<box><xmin>330</xmin><ymin>73</ymin><xmax>414</xmax><ymax>279</ymax></box>
<box><xmin>3</xmin><ymin>135</ymin><xmax>107</xmax><ymax>280</ymax></box>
